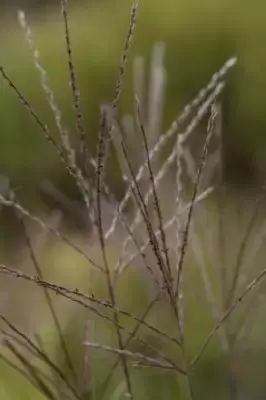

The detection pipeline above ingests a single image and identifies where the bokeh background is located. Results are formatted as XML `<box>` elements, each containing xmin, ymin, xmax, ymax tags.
<box><xmin>1</xmin><ymin>1</ymin><xmax>266</xmax><ymax>399</ymax></box>
<box><xmin>1</xmin><ymin>0</ymin><xmax>266</xmax><ymax>190</ymax></box>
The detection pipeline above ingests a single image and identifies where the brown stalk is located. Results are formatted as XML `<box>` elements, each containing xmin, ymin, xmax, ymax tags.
<box><xmin>112</xmin><ymin>0</ymin><xmax>139</xmax><ymax>112</ymax></box>
<box><xmin>120</xmin><ymin>139</ymin><xmax>174</xmax><ymax>303</ymax></box>
<box><xmin>136</xmin><ymin>97</ymin><xmax>172</xmax><ymax>281</ymax></box>
<box><xmin>175</xmin><ymin>102</ymin><xmax>220</xmax><ymax>299</ymax></box>
<box><xmin>118</xmin><ymin>85</ymin><xmax>225</xmax><ymax>267</ymax></box>
<box><xmin>0</xmin><ymin>265</ymin><xmax>180</xmax><ymax>349</ymax></box>
<box><xmin>61</xmin><ymin>0</ymin><xmax>86</xmax><ymax>156</ymax></box>
<box><xmin>118</xmin><ymin>187</ymin><xmax>214</xmax><ymax>275</ymax></box>
<box><xmin>95</xmin><ymin>107</ymin><xmax>134</xmax><ymax>398</ymax></box>
<box><xmin>95</xmin><ymin>0</ymin><xmax>140</xmax><ymax>229</ymax></box>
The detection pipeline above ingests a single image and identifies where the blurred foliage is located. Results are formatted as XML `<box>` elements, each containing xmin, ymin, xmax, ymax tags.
<box><xmin>1</xmin><ymin>0</ymin><xmax>266</xmax><ymax>192</ymax></box>
<box><xmin>2</xmin><ymin>2</ymin><xmax>266</xmax><ymax>398</ymax></box>
<box><xmin>0</xmin><ymin>0</ymin><xmax>83</xmax><ymax>12</ymax></box>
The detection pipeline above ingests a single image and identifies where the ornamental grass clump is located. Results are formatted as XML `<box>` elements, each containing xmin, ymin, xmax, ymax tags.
<box><xmin>1</xmin><ymin>1</ymin><xmax>266</xmax><ymax>400</ymax></box>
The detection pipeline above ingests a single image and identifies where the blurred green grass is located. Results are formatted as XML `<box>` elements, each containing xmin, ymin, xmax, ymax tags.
<box><xmin>1</xmin><ymin>0</ymin><xmax>266</xmax><ymax>188</ymax></box>
<box><xmin>0</xmin><ymin>365</ymin><xmax>46</xmax><ymax>400</ymax></box>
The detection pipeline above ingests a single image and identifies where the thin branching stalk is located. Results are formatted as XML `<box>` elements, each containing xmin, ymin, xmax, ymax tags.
<box><xmin>95</xmin><ymin>108</ymin><xmax>134</xmax><ymax>398</ymax></box>
<box><xmin>60</xmin><ymin>0</ymin><xmax>86</xmax><ymax>156</ymax></box>
<box><xmin>113</xmin><ymin>210</ymin><xmax>162</xmax><ymax>288</ymax></box>
<box><xmin>0</xmin><ymin>352</ymin><xmax>46</xmax><ymax>398</ymax></box>
<box><xmin>95</xmin><ymin>107</ymin><xmax>113</xmax><ymax>231</ymax></box>
<box><xmin>175</xmin><ymin>102</ymin><xmax>220</xmax><ymax>299</ymax></box>
<box><xmin>132</xmin><ymin>361</ymin><xmax>178</xmax><ymax>371</ymax></box>
<box><xmin>112</xmin><ymin>0</ymin><xmax>139</xmax><ymax>112</ymax></box>
<box><xmin>1</xmin><ymin>2</ymin><xmax>241</xmax><ymax>394</ymax></box>
<box><xmin>191</xmin><ymin>268</ymin><xmax>266</xmax><ymax>368</ymax></box>
<box><xmin>2</xmin><ymin>330</ymin><xmax>42</xmax><ymax>361</ymax></box>
<box><xmin>0</xmin><ymin>264</ymin><xmax>181</xmax><ymax>347</ymax></box>
<box><xmin>3</xmin><ymin>339</ymin><xmax>60</xmax><ymax>400</ymax></box>
<box><xmin>96</xmin><ymin>200</ymin><xmax>133</xmax><ymax>400</ymax></box>
<box><xmin>2</xmin><ymin>332</ymin><xmax>72</xmax><ymax>400</ymax></box>
<box><xmin>174</xmin><ymin>101</ymin><xmax>220</xmax><ymax>400</ymax></box>
<box><xmin>101</xmin><ymin>284</ymin><xmax>185</xmax><ymax>397</ymax></box>
<box><xmin>105</xmin><ymin>57</ymin><xmax>237</xmax><ymax>241</ymax></box>
<box><xmin>223</xmin><ymin>192</ymin><xmax>265</xmax><ymax>400</ymax></box>
<box><xmin>190</xmin><ymin>222</ymin><xmax>229</xmax><ymax>352</ymax></box>
<box><xmin>83</xmin><ymin>342</ymin><xmax>186</xmax><ymax>375</ymax></box>
<box><xmin>2</xmin><ymin>329</ymin><xmax>73</xmax><ymax>400</ymax></box>
<box><xmin>93</xmin><ymin>101</ymin><xmax>137</xmax><ymax>400</ymax></box>
<box><xmin>120</xmin><ymin>137</ymin><xmax>186</xmax><ymax>381</ymax></box>
<box><xmin>136</xmin><ymin>97</ymin><xmax>172</xmax><ymax>279</ymax></box>
<box><xmin>0</xmin><ymin>61</ymin><xmax>90</xmax><ymax>208</ymax></box>
<box><xmin>100</xmin><ymin>294</ymin><xmax>161</xmax><ymax>398</ymax></box>
<box><xmin>116</xmin><ymin>84</ymin><xmax>225</xmax><ymax>267</ymax></box>
<box><xmin>34</xmin><ymin>333</ymin><xmax>67</xmax><ymax>400</ymax></box>
<box><xmin>232</xmin><ymin>286</ymin><xmax>265</xmax><ymax>345</ymax></box>
<box><xmin>120</xmin><ymin>139</ymin><xmax>174</xmax><ymax>303</ymax></box>
<box><xmin>225</xmin><ymin>194</ymin><xmax>264</xmax><ymax>310</ymax></box>
<box><xmin>95</xmin><ymin>0</ymin><xmax>139</xmax><ymax>232</ymax></box>
<box><xmin>17</xmin><ymin>9</ymin><xmax>72</xmax><ymax>151</ymax></box>
<box><xmin>118</xmin><ymin>187</ymin><xmax>214</xmax><ymax>275</ymax></box>
<box><xmin>18</xmin><ymin>9</ymin><xmax>93</xmax><ymax>217</ymax></box>
<box><xmin>0</xmin><ymin>315</ymin><xmax>82</xmax><ymax>400</ymax></box>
